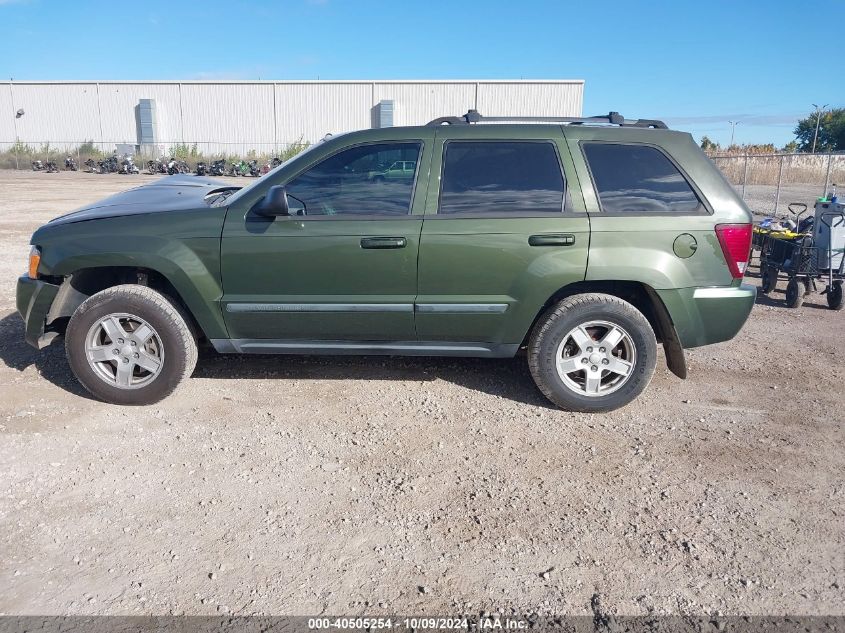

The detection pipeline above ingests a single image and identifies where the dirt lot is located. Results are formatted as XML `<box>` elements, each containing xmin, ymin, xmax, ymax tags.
<box><xmin>0</xmin><ymin>171</ymin><xmax>842</xmax><ymax>617</ymax></box>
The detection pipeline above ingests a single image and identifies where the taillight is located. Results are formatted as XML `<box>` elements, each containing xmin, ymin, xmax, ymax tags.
<box><xmin>715</xmin><ymin>223</ymin><xmax>752</xmax><ymax>279</ymax></box>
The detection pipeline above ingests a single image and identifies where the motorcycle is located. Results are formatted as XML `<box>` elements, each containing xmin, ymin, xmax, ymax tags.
<box><xmin>209</xmin><ymin>159</ymin><xmax>226</xmax><ymax>176</ymax></box>
<box><xmin>260</xmin><ymin>156</ymin><xmax>283</xmax><ymax>175</ymax></box>
<box><xmin>84</xmin><ymin>158</ymin><xmax>100</xmax><ymax>173</ymax></box>
<box><xmin>195</xmin><ymin>161</ymin><xmax>208</xmax><ymax>176</ymax></box>
<box><xmin>99</xmin><ymin>155</ymin><xmax>120</xmax><ymax>174</ymax></box>
<box><xmin>31</xmin><ymin>160</ymin><xmax>45</xmax><ymax>171</ymax></box>
<box><xmin>147</xmin><ymin>158</ymin><xmax>167</xmax><ymax>175</ymax></box>
<box><xmin>64</xmin><ymin>156</ymin><xmax>78</xmax><ymax>171</ymax></box>
<box><xmin>118</xmin><ymin>154</ymin><xmax>139</xmax><ymax>174</ymax></box>
<box><xmin>247</xmin><ymin>159</ymin><xmax>261</xmax><ymax>177</ymax></box>
<box><xmin>165</xmin><ymin>158</ymin><xmax>190</xmax><ymax>175</ymax></box>
<box><xmin>45</xmin><ymin>160</ymin><xmax>59</xmax><ymax>173</ymax></box>
<box><xmin>229</xmin><ymin>160</ymin><xmax>253</xmax><ymax>177</ymax></box>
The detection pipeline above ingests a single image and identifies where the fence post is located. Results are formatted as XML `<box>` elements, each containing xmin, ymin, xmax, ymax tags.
<box><xmin>13</xmin><ymin>144</ymin><xmax>19</xmax><ymax>170</ymax></box>
<box><xmin>823</xmin><ymin>152</ymin><xmax>833</xmax><ymax>196</ymax></box>
<box><xmin>742</xmin><ymin>154</ymin><xmax>749</xmax><ymax>199</ymax></box>
<box><xmin>774</xmin><ymin>154</ymin><xmax>784</xmax><ymax>215</ymax></box>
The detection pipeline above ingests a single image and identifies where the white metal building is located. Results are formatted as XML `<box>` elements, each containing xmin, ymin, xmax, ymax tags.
<box><xmin>1</xmin><ymin>80</ymin><xmax>584</xmax><ymax>155</ymax></box>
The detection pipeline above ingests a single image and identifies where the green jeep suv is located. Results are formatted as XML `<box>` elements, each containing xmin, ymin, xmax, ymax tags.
<box><xmin>16</xmin><ymin>111</ymin><xmax>755</xmax><ymax>411</ymax></box>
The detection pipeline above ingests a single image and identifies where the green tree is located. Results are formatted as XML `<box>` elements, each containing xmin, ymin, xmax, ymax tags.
<box><xmin>781</xmin><ymin>140</ymin><xmax>798</xmax><ymax>153</ymax></box>
<box><xmin>699</xmin><ymin>135</ymin><xmax>720</xmax><ymax>152</ymax></box>
<box><xmin>794</xmin><ymin>107</ymin><xmax>845</xmax><ymax>152</ymax></box>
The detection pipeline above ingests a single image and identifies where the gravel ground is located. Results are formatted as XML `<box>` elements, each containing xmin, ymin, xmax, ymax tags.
<box><xmin>0</xmin><ymin>171</ymin><xmax>842</xmax><ymax>617</ymax></box>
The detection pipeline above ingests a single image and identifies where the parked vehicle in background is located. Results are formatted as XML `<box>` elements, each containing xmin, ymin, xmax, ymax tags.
<box><xmin>45</xmin><ymin>160</ymin><xmax>59</xmax><ymax>173</ymax></box>
<box><xmin>16</xmin><ymin>110</ymin><xmax>755</xmax><ymax>410</ymax></box>
<box><xmin>64</xmin><ymin>156</ymin><xmax>78</xmax><ymax>171</ymax></box>
<box><xmin>147</xmin><ymin>158</ymin><xmax>167</xmax><ymax>175</ymax></box>
<box><xmin>31</xmin><ymin>160</ymin><xmax>44</xmax><ymax>171</ymax></box>
<box><xmin>261</xmin><ymin>157</ymin><xmax>282</xmax><ymax>175</ymax></box>
<box><xmin>369</xmin><ymin>160</ymin><xmax>416</xmax><ymax>182</ymax></box>
<box><xmin>195</xmin><ymin>161</ymin><xmax>208</xmax><ymax>176</ymax></box>
<box><xmin>84</xmin><ymin>158</ymin><xmax>99</xmax><ymax>173</ymax></box>
<box><xmin>247</xmin><ymin>159</ymin><xmax>261</xmax><ymax>177</ymax></box>
<box><xmin>165</xmin><ymin>158</ymin><xmax>189</xmax><ymax>175</ymax></box>
<box><xmin>229</xmin><ymin>160</ymin><xmax>249</xmax><ymax>176</ymax></box>
<box><xmin>118</xmin><ymin>155</ymin><xmax>139</xmax><ymax>175</ymax></box>
<box><xmin>99</xmin><ymin>155</ymin><xmax>120</xmax><ymax>174</ymax></box>
<box><xmin>209</xmin><ymin>159</ymin><xmax>227</xmax><ymax>176</ymax></box>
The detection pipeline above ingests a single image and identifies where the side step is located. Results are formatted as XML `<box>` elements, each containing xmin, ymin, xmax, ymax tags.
<box><xmin>210</xmin><ymin>339</ymin><xmax>520</xmax><ymax>358</ymax></box>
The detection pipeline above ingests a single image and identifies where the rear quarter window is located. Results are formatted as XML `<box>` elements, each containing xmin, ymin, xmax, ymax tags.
<box><xmin>582</xmin><ymin>143</ymin><xmax>705</xmax><ymax>214</ymax></box>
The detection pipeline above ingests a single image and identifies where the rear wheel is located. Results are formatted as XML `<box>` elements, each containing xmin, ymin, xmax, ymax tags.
<box><xmin>528</xmin><ymin>294</ymin><xmax>657</xmax><ymax>412</ymax></box>
<box><xmin>785</xmin><ymin>278</ymin><xmax>803</xmax><ymax>308</ymax></box>
<box><xmin>827</xmin><ymin>281</ymin><xmax>844</xmax><ymax>310</ymax></box>
<box><xmin>65</xmin><ymin>285</ymin><xmax>197</xmax><ymax>405</ymax></box>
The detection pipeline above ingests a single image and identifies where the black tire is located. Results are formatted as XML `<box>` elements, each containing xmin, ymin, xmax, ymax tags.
<box><xmin>785</xmin><ymin>278</ymin><xmax>803</xmax><ymax>309</ymax></box>
<box><xmin>65</xmin><ymin>285</ymin><xmax>197</xmax><ymax>405</ymax></box>
<box><xmin>827</xmin><ymin>281</ymin><xmax>844</xmax><ymax>311</ymax></box>
<box><xmin>527</xmin><ymin>293</ymin><xmax>658</xmax><ymax>413</ymax></box>
<box><xmin>761</xmin><ymin>266</ymin><xmax>777</xmax><ymax>294</ymax></box>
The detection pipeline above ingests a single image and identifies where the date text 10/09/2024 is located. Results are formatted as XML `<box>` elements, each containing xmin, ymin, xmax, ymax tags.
<box><xmin>307</xmin><ymin>617</ymin><xmax>529</xmax><ymax>630</ymax></box>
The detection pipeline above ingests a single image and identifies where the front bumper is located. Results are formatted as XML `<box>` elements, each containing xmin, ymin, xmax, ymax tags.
<box><xmin>16</xmin><ymin>275</ymin><xmax>61</xmax><ymax>349</ymax></box>
<box><xmin>657</xmin><ymin>284</ymin><xmax>756</xmax><ymax>348</ymax></box>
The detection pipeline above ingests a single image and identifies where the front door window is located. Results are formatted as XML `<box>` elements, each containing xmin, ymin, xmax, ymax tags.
<box><xmin>286</xmin><ymin>142</ymin><xmax>422</xmax><ymax>216</ymax></box>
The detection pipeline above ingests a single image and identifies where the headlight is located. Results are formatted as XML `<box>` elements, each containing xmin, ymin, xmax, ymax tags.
<box><xmin>28</xmin><ymin>246</ymin><xmax>41</xmax><ymax>279</ymax></box>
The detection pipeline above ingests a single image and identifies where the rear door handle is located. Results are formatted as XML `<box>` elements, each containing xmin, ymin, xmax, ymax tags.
<box><xmin>360</xmin><ymin>236</ymin><xmax>407</xmax><ymax>249</ymax></box>
<box><xmin>528</xmin><ymin>233</ymin><xmax>576</xmax><ymax>247</ymax></box>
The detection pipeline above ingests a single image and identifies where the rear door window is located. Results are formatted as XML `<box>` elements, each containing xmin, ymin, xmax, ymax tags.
<box><xmin>439</xmin><ymin>141</ymin><xmax>565</xmax><ymax>215</ymax></box>
<box><xmin>582</xmin><ymin>143</ymin><xmax>704</xmax><ymax>214</ymax></box>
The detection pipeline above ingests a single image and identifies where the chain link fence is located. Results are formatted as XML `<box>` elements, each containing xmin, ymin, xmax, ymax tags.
<box><xmin>708</xmin><ymin>152</ymin><xmax>845</xmax><ymax>215</ymax></box>
<box><xmin>0</xmin><ymin>140</ymin><xmax>312</xmax><ymax>171</ymax></box>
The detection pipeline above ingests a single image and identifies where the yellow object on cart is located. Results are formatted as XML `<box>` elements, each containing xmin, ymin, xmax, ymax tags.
<box><xmin>752</xmin><ymin>226</ymin><xmax>806</xmax><ymax>240</ymax></box>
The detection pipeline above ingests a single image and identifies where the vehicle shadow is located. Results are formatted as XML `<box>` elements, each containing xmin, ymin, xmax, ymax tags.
<box><xmin>0</xmin><ymin>312</ymin><xmax>92</xmax><ymax>399</ymax></box>
<box><xmin>0</xmin><ymin>312</ymin><xmax>552</xmax><ymax>408</ymax></box>
<box><xmin>193</xmin><ymin>347</ymin><xmax>554</xmax><ymax>408</ymax></box>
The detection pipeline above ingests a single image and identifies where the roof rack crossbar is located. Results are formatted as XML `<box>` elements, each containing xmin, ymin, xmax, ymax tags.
<box><xmin>426</xmin><ymin>110</ymin><xmax>668</xmax><ymax>129</ymax></box>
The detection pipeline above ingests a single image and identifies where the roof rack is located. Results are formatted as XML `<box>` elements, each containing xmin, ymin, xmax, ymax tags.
<box><xmin>426</xmin><ymin>109</ymin><xmax>668</xmax><ymax>129</ymax></box>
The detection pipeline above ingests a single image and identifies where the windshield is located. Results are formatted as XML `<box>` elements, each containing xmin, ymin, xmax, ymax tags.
<box><xmin>223</xmin><ymin>136</ymin><xmax>337</xmax><ymax>206</ymax></box>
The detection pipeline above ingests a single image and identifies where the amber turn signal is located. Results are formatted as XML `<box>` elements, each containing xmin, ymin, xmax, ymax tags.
<box><xmin>28</xmin><ymin>246</ymin><xmax>41</xmax><ymax>279</ymax></box>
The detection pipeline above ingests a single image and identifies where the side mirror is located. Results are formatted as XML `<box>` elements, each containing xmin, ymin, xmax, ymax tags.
<box><xmin>256</xmin><ymin>185</ymin><xmax>290</xmax><ymax>216</ymax></box>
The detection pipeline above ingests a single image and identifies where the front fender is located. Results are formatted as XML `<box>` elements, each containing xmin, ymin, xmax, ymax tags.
<box><xmin>32</xmin><ymin>211</ymin><xmax>228</xmax><ymax>340</ymax></box>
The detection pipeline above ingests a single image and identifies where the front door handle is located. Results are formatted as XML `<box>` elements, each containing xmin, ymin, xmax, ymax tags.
<box><xmin>360</xmin><ymin>236</ymin><xmax>407</xmax><ymax>249</ymax></box>
<box><xmin>528</xmin><ymin>233</ymin><xmax>576</xmax><ymax>247</ymax></box>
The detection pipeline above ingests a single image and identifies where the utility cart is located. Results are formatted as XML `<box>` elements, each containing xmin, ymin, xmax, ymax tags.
<box><xmin>759</xmin><ymin>199</ymin><xmax>845</xmax><ymax>309</ymax></box>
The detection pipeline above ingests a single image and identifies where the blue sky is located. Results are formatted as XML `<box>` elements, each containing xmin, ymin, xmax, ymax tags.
<box><xmin>1</xmin><ymin>0</ymin><xmax>842</xmax><ymax>147</ymax></box>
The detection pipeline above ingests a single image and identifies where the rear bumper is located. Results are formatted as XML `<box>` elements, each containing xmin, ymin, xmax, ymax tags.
<box><xmin>16</xmin><ymin>275</ymin><xmax>61</xmax><ymax>349</ymax></box>
<box><xmin>657</xmin><ymin>284</ymin><xmax>756</xmax><ymax>348</ymax></box>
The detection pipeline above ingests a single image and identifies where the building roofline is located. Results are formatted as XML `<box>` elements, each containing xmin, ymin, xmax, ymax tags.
<box><xmin>3</xmin><ymin>79</ymin><xmax>585</xmax><ymax>86</ymax></box>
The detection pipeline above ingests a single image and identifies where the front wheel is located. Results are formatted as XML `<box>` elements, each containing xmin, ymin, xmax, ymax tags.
<box><xmin>65</xmin><ymin>285</ymin><xmax>197</xmax><ymax>405</ymax></box>
<box><xmin>785</xmin><ymin>278</ymin><xmax>803</xmax><ymax>309</ymax></box>
<box><xmin>528</xmin><ymin>293</ymin><xmax>657</xmax><ymax>412</ymax></box>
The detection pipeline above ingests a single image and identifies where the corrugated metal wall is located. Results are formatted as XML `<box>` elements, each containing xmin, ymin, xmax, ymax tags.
<box><xmin>1</xmin><ymin>80</ymin><xmax>584</xmax><ymax>154</ymax></box>
<box><xmin>98</xmin><ymin>83</ymin><xmax>182</xmax><ymax>145</ymax></box>
<box><xmin>275</xmin><ymin>82</ymin><xmax>372</xmax><ymax>146</ymax></box>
